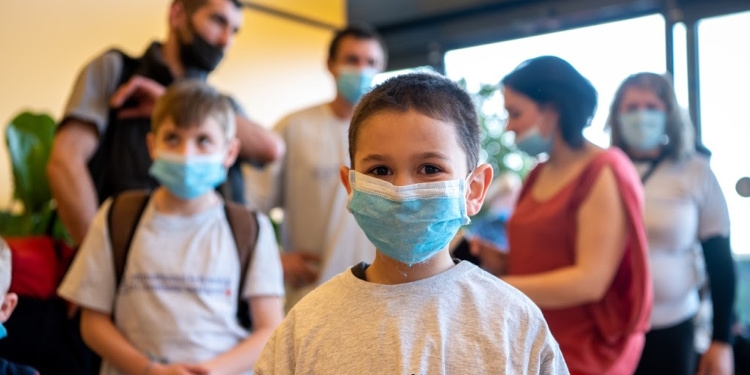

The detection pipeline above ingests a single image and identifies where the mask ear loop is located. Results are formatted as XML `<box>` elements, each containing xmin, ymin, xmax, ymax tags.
<box><xmin>463</xmin><ymin>169</ymin><xmax>477</xmax><ymax>200</ymax></box>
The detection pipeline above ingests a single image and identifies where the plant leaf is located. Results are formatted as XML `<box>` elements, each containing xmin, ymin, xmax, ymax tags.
<box><xmin>5</xmin><ymin>111</ymin><xmax>56</xmax><ymax>214</ymax></box>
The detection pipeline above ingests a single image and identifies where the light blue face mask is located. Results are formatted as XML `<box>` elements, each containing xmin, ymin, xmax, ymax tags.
<box><xmin>618</xmin><ymin>110</ymin><xmax>666</xmax><ymax>151</ymax></box>
<box><xmin>336</xmin><ymin>66</ymin><xmax>377</xmax><ymax>104</ymax></box>
<box><xmin>0</xmin><ymin>322</ymin><xmax>6</xmax><ymax>340</ymax></box>
<box><xmin>346</xmin><ymin>170</ymin><xmax>471</xmax><ymax>266</ymax></box>
<box><xmin>514</xmin><ymin>127</ymin><xmax>552</xmax><ymax>157</ymax></box>
<box><xmin>148</xmin><ymin>151</ymin><xmax>227</xmax><ymax>200</ymax></box>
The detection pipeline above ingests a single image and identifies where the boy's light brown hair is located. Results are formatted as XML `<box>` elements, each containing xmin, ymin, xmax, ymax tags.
<box><xmin>151</xmin><ymin>80</ymin><xmax>236</xmax><ymax>140</ymax></box>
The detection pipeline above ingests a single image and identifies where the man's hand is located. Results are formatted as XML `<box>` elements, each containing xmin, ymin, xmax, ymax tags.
<box><xmin>697</xmin><ymin>341</ymin><xmax>734</xmax><ymax>375</ymax></box>
<box><xmin>110</xmin><ymin>75</ymin><xmax>166</xmax><ymax>119</ymax></box>
<box><xmin>468</xmin><ymin>237</ymin><xmax>508</xmax><ymax>277</ymax></box>
<box><xmin>280</xmin><ymin>252</ymin><xmax>321</xmax><ymax>289</ymax></box>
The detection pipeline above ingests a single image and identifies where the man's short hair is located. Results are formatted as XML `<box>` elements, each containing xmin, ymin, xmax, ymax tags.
<box><xmin>177</xmin><ymin>0</ymin><xmax>242</xmax><ymax>14</ymax></box>
<box><xmin>0</xmin><ymin>239</ymin><xmax>11</xmax><ymax>296</ymax></box>
<box><xmin>151</xmin><ymin>80</ymin><xmax>236</xmax><ymax>140</ymax></box>
<box><xmin>349</xmin><ymin>72</ymin><xmax>480</xmax><ymax>171</ymax></box>
<box><xmin>327</xmin><ymin>23</ymin><xmax>388</xmax><ymax>67</ymax></box>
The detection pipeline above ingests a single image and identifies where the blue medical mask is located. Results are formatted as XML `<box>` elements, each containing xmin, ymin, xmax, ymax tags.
<box><xmin>618</xmin><ymin>110</ymin><xmax>666</xmax><ymax>151</ymax></box>
<box><xmin>514</xmin><ymin>127</ymin><xmax>552</xmax><ymax>157</ymax></box>
<box><xmin>148</xmin><ymin>151</ymin><xmax>227</xmax><ymax>199</ymax></box>
<box><xmin>336</xmin><ymin>66</ymin><xmax>377</xmax><ymax>104</ymax></box>
<box><xmin>0</xmin><ymin>322</ymin><xmax>6</xmax><ymax>340</ymax></box>
<box><xmin>346</xmin><ymin>171</ymin><xmax>471</xmax><ymax>266</ymax></box>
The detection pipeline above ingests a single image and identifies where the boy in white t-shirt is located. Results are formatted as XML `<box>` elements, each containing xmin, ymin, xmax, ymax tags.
<box><xmin>255</xmin><ymin>72</ymin><xmax>568</xmax><ymax>374</ymax></box>
<box><xmin>58</xmin><ymin>80</ymin><xmax>285</xmax><ymax>375</ymax></box>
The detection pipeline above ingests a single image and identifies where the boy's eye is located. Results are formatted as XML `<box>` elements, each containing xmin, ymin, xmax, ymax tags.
<box><xmin>164</xmin><ymin>133</ymin><xmax>179</xmax><ymax>144</ymax></box>
<box><xmin>197</xmin><ymin>135</ymin><xmax>214</xmax><ymax>146</ymax></box>
<box><xmin>368</xmin><ymin>166</ymin><xmax>391</xmax><ymax>176</ymax></box>
<box><xmin>421</xmin><ymin>165</ymin><xmax>442</xmax><ymax>174</ymax></box>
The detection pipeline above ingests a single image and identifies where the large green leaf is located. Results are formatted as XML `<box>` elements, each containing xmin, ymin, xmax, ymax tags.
<box><xmin>5</xmin><ymin>111</ymin><xmax>56</xmax><ymax>214</ymax></box>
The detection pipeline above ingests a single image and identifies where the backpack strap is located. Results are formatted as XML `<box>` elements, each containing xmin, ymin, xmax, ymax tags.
<box><xmin>108</xmin><ymin>190</ymin><xmax>151</xmax><ymax>292</ymax></box>
<box><xmin>223</xmin><ymin>201</ymin><xmax>259</xmax><ymax>330</ymax></box>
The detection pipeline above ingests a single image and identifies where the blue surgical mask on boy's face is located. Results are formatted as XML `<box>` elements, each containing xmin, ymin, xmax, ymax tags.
<box><xmin>514</xmin><ymin>126</ymin><xmax>552</xmax><ymax>157</ymax></box>
<box><xmin>0</xmin><ymin>322</ymin><xmax>6</xmax><ymax>339</ymax></box>
<box><xmin>618</xmin><ymin>110</ymin><xmax>666</xmax><ymax>151</ymax></box>
<box><xmin>336</xmin><ymin>66</ymin><xmax>377</xmax><ymax>104</ymax></box>
<box><xmin>346</xmin><ymin>170</ymin><xmax>472</xmax><ymax>266</ymax></box>
<box><xmin>148</xmin><ymin>151</ymin><xmax>227</xmax><ymax>199</ymax></box>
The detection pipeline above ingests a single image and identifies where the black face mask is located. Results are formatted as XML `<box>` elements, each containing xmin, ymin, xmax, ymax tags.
<box><xmin>179</xmin><ymin>22</ymin><xmax>224</xmax><ymax>72</ymax></box>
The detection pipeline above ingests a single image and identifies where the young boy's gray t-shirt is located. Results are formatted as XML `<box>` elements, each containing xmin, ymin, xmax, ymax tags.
<box><xmin>58</xmin><ymin>198</ymin><xmax>284</xmax><ymax>374</ymax></box>
<box><xmin>255</xmin><ymin>261</ymin><xmax>568</xmax><ymax>374</ymax></box>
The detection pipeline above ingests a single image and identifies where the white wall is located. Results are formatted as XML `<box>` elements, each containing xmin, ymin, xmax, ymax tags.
<box><xmin>0</xmin><ymin>0</ymin><xmax>344</xmax><ymax>211</ymax></box>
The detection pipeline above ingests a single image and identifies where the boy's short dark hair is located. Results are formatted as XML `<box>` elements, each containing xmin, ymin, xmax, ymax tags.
<box><xmin>151</xmin><ymin>80</ymin><xmax>236</xmax><ymax>139</ymax></box>
<box><xmin>501</xmin><ymin>55</ymin><xmax>597</xmax><ymax>149</ymax></box>
<box><xmin>349</xmin><ymin>72</ymin><xmax>480</xmax><ymax>171</ymax></box>
<box><xmin>328</xmin><ymin>23</ymin><xmax>388</xmax><ymax>67</ymax></box>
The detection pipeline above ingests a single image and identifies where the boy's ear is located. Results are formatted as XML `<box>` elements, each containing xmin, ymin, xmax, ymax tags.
<box><xmin>339</xmin><ymin>165</ymin><xmax>353</xmax><ymax>194</ymax></box>
<box><xmin>146</xmin><ymin>132</ymin><xmax>156</xmax><ymax>161</ymax></box>
<box><xmin>466</xmin><ymin>163</ymin><xmax>494</xmax><ymax>216</ymax></box>
<box><xmin>222</xmin><ymin>138</ymin><xmax>240</xmax><ymax>168</ymax></box>
<box><xmin>0</xmin><ymin>293</ymin><xmax>18</xmax><ymax>323</ymax></box>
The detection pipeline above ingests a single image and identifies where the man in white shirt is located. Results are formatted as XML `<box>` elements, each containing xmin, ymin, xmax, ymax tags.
<box><xmin>245</xmin><ymin>24</ymin><xmax>387</xmax><ymax>309</ymax></box>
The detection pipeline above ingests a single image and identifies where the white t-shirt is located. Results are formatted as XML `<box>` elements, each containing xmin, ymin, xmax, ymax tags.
<box><xmin>58</xmin><ymin>196</ymin><xmax>284</xmax><ymax>375</ymax></box>
<box><xmin>635</xmin><ymin>154</ymin><xmax>730</xmax><ymax>328</ymax></box>
<box><xmin>244</xmin><ymin>103</ymin><xmax>375</xmax><ymax>308</ymax></box>
<box><xmin>255</xmin><ymin>261</ymin><xmax>569</xmax><ymax>374</ymax></box>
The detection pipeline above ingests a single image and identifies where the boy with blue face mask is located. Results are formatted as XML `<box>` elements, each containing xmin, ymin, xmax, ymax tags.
<box><xmin>254</xmin><ymin>72</ymin><xmax>568</xmax><ymax>374</ymax></box>
<box><xmin>58</xmin><ymin>80</ymin><xmax>285</xmax><ymax>375</ymax></box>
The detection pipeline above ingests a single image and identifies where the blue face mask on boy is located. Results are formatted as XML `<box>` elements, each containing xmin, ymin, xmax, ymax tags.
<box><xmin>346</xmin><ymin>170</ymin><xmax>471</xmax><ymax>266</ymax></box>
<box><xmin>148</xmin><ymin>151</ymin><xmax>227</xmax><ymax>199</ymax></box>
<box><xmin>337</xmin><ymin>66</ymin><xmax>377</xmax><ymax>104</ymax></box>
<box><xmin>514</xmin><ymin>126</ymin><xmax>552</xmax><ymax>157</ymax></box>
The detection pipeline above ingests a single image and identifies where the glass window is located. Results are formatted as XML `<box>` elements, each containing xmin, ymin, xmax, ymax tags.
<box><xmin>698</xmin><ymin>10</ymin><xmax>750</xmax><ymax>257</ymax></box>
<box><xmin>444</xmin><ymin>14</ymin><xmax>667</xmax><ymax>147</ymax></box>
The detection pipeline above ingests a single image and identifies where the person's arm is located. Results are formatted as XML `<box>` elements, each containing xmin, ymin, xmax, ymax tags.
<box><xmin>200</xmin><ymin>296</ymin><xmax>285</xmax><ymax>374</ymax></box>
<box><xmin>81</xmin><ymin>308</ymin><xmax>208</xmax><ymax>375</ymax></box>
<box><xmin>697</xmin><ymin>236</ymin><xmax>736</xmax><ymax>375</ymax></box>
<box><xmin>503</xmin><ymin>167</ymin><xmax>627</xmax><ymax>309</ymax></box>
<box><xmin>235</xmin><ymin>116</ymin><xmax>285</xmax><ymax>165</ymax></box>
<box><xmin>46</xmin><ymin>120</ymin><xmax>100</xmax><ymax>245</ymax></box>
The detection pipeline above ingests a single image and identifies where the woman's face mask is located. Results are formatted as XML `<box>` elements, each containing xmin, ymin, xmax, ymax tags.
<box><xmin>618</xmin><ymin>110</ymin><xmax>666</xmax><ymax>152</ymax></box>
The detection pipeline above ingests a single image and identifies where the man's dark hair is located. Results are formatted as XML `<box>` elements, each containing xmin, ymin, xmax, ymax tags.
<box><xmin>178</xmin><ymin>0</ymin><xmax>242</xmax><ymax>14</ymax></box>
<box><xmin>327</xmin><ymin>23</ymin><xmax>388</xmax><ymax>66</ymax></box>
<box><xmin>349</xmin><ymin>72</ymin><xmax>480</xmax><ymax>171</ymax></box>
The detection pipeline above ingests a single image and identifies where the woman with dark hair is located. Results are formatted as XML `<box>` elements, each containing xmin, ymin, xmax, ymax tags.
<box><xmin>471</xmin><ymin>56</ymin><xmax>652</xmax><ymax>374</ymax></box>
<box><xmin>607</xmin><ymin>72</ymin><xmax>735</xmax><ymax>375</ymax></box>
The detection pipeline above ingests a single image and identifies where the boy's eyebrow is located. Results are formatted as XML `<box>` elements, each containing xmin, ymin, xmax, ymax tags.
<box><xmin>414</xmin><ymin>151</ymin><xmax>450</xmax><ymax>161</ymax></box>
<box><xmin>360</xmin><ymin>152</ymin><xmax>450</xmax><ymax>163</ymax></box>
<box><xmin>360</xmin><ymin>154</ymin><xmax>388</xmax><ymax>164</ymax></box>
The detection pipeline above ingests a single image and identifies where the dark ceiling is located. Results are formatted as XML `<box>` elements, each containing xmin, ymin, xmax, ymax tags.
<box><xmin>346</xmin><ymin>0</ymin><xmax>750</xmax><ymax>71</ymax></box>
